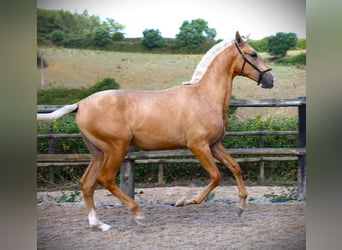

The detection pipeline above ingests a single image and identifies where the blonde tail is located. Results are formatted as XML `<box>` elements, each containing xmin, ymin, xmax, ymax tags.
<box><xmin>37</xmin><ymin>103</ymin><xmax>78</xmax><ymax>122</ymax></box>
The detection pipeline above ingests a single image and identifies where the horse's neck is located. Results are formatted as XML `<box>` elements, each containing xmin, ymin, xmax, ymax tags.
<box><xmin>197</xmin><ymin>49</ymin><xmax>236</xmax><ymax>114</ymax></box>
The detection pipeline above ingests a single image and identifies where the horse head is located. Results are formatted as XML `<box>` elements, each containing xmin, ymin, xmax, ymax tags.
<box><xmin>234</xmin><ymin>31</ymin><xmax>274</xmax><ymax>89</ymax></box>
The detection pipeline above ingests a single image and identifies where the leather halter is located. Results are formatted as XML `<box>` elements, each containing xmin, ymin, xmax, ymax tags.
<box><xmin>234</xmin><ymin>42</ymin><xmax>272</xmax><ymax>85</ymax></box>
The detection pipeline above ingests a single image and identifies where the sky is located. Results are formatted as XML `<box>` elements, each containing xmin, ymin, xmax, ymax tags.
<box><xmin>37</xmin><ymin>0</ymin><xmax>306</xmax><ymax>40</ymax></box>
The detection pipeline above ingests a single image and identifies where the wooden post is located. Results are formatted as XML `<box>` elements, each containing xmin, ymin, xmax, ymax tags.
<box><xmin>258</xmin><ymin>125</ymin><xmax>265</xmax><ymax>184</ymax></box>
<box><xmin>158</xmin><ymin>163</ymin><xmax>164</xmax><ymax>185</ymax></box>
<box><xmin>120</xmin><ymin>147</ymin><xmax>135</xmax><ymax>199</ymax></box>
<box><xmin>297</xmin><ymin>96</ymin><xmax>306</xmax><ymax>200</ymax></box>
<box><xmin>40</xmin><ymin>51</ymin><xmax>45</xmax><ymax>89</ymax></box>
<box><xmin>48</xmin><ymin>127</ymin><xmax>55</xmax><ymax>185</ymax></box>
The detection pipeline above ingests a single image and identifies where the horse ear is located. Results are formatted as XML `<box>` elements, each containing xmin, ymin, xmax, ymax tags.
<box><xmin>235</xmin><ymin>31</ymin><xmax>244</xmax><ymax>45</ymax></box>
<box><xmin>246</xmin><ymin>33</ymin><xmax>250</xmax><ymax>41</ymax></box>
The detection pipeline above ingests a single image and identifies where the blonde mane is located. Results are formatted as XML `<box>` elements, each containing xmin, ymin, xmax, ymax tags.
<box><xmin>182</xmin><ymin>40</ymin><xmax>232</xmax><ymax>85</ymax></box>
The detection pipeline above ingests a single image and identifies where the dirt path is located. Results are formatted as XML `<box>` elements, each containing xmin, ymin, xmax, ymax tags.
<box><xmin>37</xmin><ymin>186</ymin><xmax>305</xmax><ymax>249</ymax></box>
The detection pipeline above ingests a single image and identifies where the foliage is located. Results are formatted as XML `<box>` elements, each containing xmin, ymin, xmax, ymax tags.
<box><xmin>112</xmin><ymin>32</ymin><xmax>124</xmax><ymax>41</ymax></box>
<box><xmin>45</xmin><ymin>190</ymin><xmax>81</xmax><ymax>203</ymax></box>
<box><xmin>84</xmin><ymin>77</ymin><xmax>120</xmax><ymax>96</ymax></box>
<box><xmin>275</xmin><ymin>53</ymin><xmax>306</xmax><ymax>66</ymax></box>
<box><xmin>37</xmin><ymin>8</ymin><xmax>124</xmax><ymax>47</ymax></box>
<box><xmin>37</xmin><ymin>77</ymin><xmax>120</xmax><ymax>104</ymax></box>
<box><xmin>267</xmin><ymin>32</ymin><xmax>298</xmax><ymax>57</ymax></box>
<box><xmin>222</xmin><ymin>115</ymin><xmax>298</xmax><ymax>148</ymax></box>
<box><xmin>141</xmin><ymin>29</ymin><xmax>166</xmax><ymax>50</ymax></box>
<box><xmin>204</xmin><ymin>192</ymin><xmax>215</xmax><ymax>203</ymax></box>
<box><xmin>296</xmin><ymin>38</ymin><xmax>306</xmax><ymax>49</ymax></box>
<box><xmin>49</xmin><ymin>30</ymin><xmax>65</xmax><ymax>46</ymax></box>
<box><xmin>174</xmin><ymin>19</ymin><xmax>217</xmax><ymax>53</ymax></box>
<box><xmin>105</xmin><ymin>18</ymin><xmax>125</xmax><ymax>33</ymax></box>
<box><xmin>38</xmin><ymin>8</ymin><xmax>306</xmax><ymax>56</ymax></box>
<box><xmin>228</xmin><ymin>95</ymin><xmax>238</xmax><ymax>117</ymax></box>
<box><xmin>248</xmin><ymin>37</ymin><xmax>268</xmax><ymax>52</ymax></box>
<box><xmin>263</xmin><ymin>186</ymin><xmax>297</xmax><ymax>202</ymax></box>
<box><xmin>92</xmin><ymin>27</ymin><xmax>112</xmax><ymax>48</ymax></box>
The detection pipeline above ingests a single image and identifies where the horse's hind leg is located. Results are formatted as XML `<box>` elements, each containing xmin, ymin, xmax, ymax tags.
<box><xmin>211</xmin><ymin>142</ymin><xmax>247</xmax><ymax>216</ymax></box>
<box><xmin>80</xmin><ymin>135</ymin><xmax>111</xmax><ymax>231</ymax></box>
<box><xmin>96</xmin><ymin>144</ymin><xmax>145</xmax><ymax>225</ymax></box>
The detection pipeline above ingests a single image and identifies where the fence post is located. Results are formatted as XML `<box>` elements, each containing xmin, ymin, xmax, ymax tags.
<box><xmin>258</xmin><ymin>125</ymin><xmax>265</xmax><ymax>184</ymax></box>
<box><xmin>48</xmin><ymin>127</ymin><xmax>55</xmax><ymax>185</ymax></box>
<box><xmin>297</xmin><ymin>96</ymin><xmax>306</xmax><ymax>200</ymax></box>
<box><xmin>120</xmin><ymin>147</ymin><xmax>135</xmax><ymax>199</ymax></box>
<box><xmin>158</xmin><ymin>163</ymin><xmax>164</xmax><ymax>185</ymax></box>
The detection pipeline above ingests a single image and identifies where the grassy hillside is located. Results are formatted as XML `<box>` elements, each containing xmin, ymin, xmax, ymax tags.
<box><xmin>37</xmin><ymin>48</ymin><xmax>306</xmax><ymax>119</ymax></box>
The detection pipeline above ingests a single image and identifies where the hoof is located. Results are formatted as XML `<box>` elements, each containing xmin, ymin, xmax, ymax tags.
<box><xmin>237</xmin><ymin>208</ymin><xmax>244</xmax><ymax>218</ymax></box>
<box><xmin>175</xmin><ymin>197</ymin><xmax>187</xmax><ymax>207</ymax></box>
<box><xmin>134</xmin><ymin>215</ymin><xmax>146</xmax><ymax>226</ymax></box>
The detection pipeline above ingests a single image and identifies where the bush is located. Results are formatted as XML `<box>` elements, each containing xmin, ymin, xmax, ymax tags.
<box><xmin>83</xmin><ymin>77</ymin><xmax>120</xmax><ymax>96</ymax></box>
<box><xmin>267</xmin><ymin>32</ymin><xmax>298</xmax><ymax>57</ymax></box>
<box><xmin>141</xmin><ymin>29</ymin><xmax>165</xmax><ymax>50</ymax></box>
<box><xmin>49</xmin><ymin>30</ymin><xmax>65</xmax><ymax>46</ymax></box>
<box><xmin>275</xmin><ymin>53</ymin><xmax>306</xmax><ymax>66</ymax></box>
<box><xmin>112</xmin><ymin>32</ymin><xmax>124</xmax><ymax>41</ymax></box>
<box><xmin>37</xmin><ymin>77</ymin><xmax>120</xmax><ymax>104</ymax></box>
<box><xmin>223</xmin><ymin>116</ymin><xmax>297</xmax><ymax>148</ymax></box>
<box><xmin>92</xmin><ymin>27</ymin><xmax>112</xmax><ymax>48</ymax></box>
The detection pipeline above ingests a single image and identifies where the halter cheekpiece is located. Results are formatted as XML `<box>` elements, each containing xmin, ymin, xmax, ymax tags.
<box><xmin>234</xmin><ymin>42</ymin><xmax>272</xmax><ymax>85</ymax></box>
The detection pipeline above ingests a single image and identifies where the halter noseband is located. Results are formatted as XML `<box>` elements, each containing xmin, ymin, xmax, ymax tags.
<box><xmin>234</xmin><ymin>42</ymin><xmax>272</xmax><ymax>85</ymax></box>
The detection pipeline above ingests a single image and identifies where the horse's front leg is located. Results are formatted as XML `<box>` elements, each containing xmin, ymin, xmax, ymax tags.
<box><xmin>211</xmin><ymin>142</ymin><xmax>247</xmax><ymax>217</ymax></box>
<box><xmin>175</xmin><ymin>143</ymin><xmax>221</xmax><ymax>206</ymax></box>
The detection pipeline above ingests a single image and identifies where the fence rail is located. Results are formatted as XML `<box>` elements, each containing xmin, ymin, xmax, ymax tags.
<box><xmin>37</xmin><ymin>97</ymin><xmax>306</xmax><ymax>200</ymax></box>
<box><xmin>37</xmin><ymin>130</ymin><xmax>298</xmax><ymax>139</ymax></box>
<box><xmin>36</xmin><ymin>97</ymin><xmax>306</xmax><ymax>113</ymax></box>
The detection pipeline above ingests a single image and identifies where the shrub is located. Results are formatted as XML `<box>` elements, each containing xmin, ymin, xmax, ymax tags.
<box><xmin>267</xmin><ymin>32</ymin><xmax>298</xmax><ymax>57</ymax></box>
<box><xmin>92</xmin><ymin>27</ymin><xmax>112</xmax><ymax>48</ymax></box>
<box><xmin>49</xmin><ymin>30</ymin><xmax>65</xmax><ymax>46</ymax></box>
<box><xmin>112</xmin><ymin>32</ymin><xmax>124</xmax><ymax>41</ymax></box>
<box><xmin>275</xmin><ymin>53</ymin><xmax>306</xmax><ymax>66</ymax></box>
<box><xmin>141</xmin><ymin>29</ymin><xmax>165</xmax><ymax>50</ymax></box>
<box><xmin>37</xmin><ymin>77</ymin><xmax>120</xmax><ymax>104</ymax></box>
<box><xmin>83</xmin><ymin>77</ymin><xmax>120</xmax><ymax>96</ymax></box>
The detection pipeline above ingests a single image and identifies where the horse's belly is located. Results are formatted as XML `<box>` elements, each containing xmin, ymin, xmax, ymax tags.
<box><xmin>131</xmin><ymin>131</ymin><xmax>187</xmax><ymax>150</ymax></box>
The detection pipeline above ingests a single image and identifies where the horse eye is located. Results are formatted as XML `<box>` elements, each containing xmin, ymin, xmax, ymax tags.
<box><xmin>250</xmin><ymin>52</ymin><xmax>258</xmax><ymax>59</ymax></box>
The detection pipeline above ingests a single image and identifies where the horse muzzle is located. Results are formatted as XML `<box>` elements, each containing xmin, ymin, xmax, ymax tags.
<box><xmin>259</xmin><ymin>71</ymin><xmax>274</xmax><ymax>89</ymax></box>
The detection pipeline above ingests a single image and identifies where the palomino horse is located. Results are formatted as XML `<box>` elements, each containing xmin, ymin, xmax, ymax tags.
<box><xmin>37</xmin><ymin>31</ymin><xmax>274</xmax><ymax>231</ymax></box>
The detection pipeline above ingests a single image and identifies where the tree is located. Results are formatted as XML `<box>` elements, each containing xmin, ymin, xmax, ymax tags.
<box><xmin>141</xmin><ymin>29</ymin><xmax>165</xmax><ymax>50</ymax></box>
<box><xmin>267</xmin><ymin>32</ymin><xmax>298</xmax><ymax>57</ymax></box>
<box><xmin>296</xmin><ymin>38</ymin><xmax>306</xmax><ymax>50</ymax></box>
<box><xmin>92</xmin><ymin>27</ymin><xmax>111</xmax><ymax>47</ymax></box>
<box><xmin>248</xmin><ymin>37</ymin><xmax>268</xmax><ymax>52</ymax></box>
<box><xmin>49</xmin><ymin>30</ymin><xmax>65</xmax><ymax>46</ymax></box>
<box><xmin>37</xmin><ymin>9</ymin><xmax>127</xmax><ymax>48</ymax></box>
<box><xmin>106</xmin><ymin>18</ymin><xmax>125</xmax><ymax>33</ymax></box>
<box><xmin>175</xmin><ymin>18</ymin><xmax>216</xmax><ymax>53</ymax></box>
